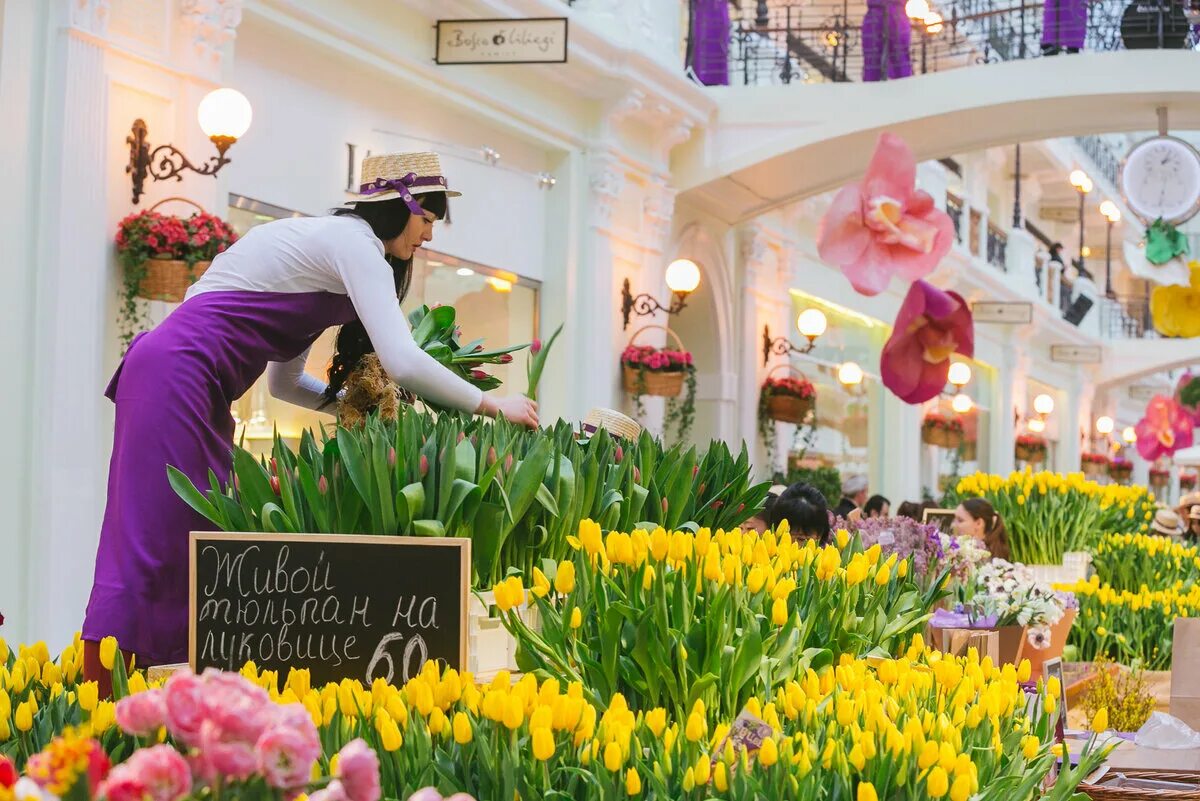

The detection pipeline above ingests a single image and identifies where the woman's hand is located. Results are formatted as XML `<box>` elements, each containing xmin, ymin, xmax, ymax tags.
<box><xmin>479</xmin><ymin>394</ymin><xmax>539</xmax><ymax>429</ymax></box>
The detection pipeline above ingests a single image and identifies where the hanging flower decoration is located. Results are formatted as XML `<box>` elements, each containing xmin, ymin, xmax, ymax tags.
<box><xmin>1134</xmin><ymin>395</ymin><xmax>1195</xmax><ymax>461</ymax></box>
<box><xmin>1149</xmin><ymin>262</ymin><xmax>1200</xmax><ymax>338</ymax></box>
<box><xmin>817</xmin><ymin>133</ymin><xmax>956</xmax><ymax>296</ymax></box>
<box><xmin>1174</xmin><ymin>371</ymin><xmax>1200</xmax><ymax>424</ymax></box>
<box><xmin>880</xmin><ymin>280</ymin><xmax>974</xmax><ymax>404</ymax></box>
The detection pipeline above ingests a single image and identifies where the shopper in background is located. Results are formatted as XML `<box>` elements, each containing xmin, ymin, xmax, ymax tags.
<box><xmin>952</xmin><ymin>498</ymin><xmax>1012</xmax><ymax>560</ymax></box>
<box><xmin>1150</xmin><ymin>508</ymin><xmax>1183</xmax><ymax>539</ymax></box>
<box><xmin>864</xmin><ymin>494</ymin><xmax>891</xmax><ymax>519</ymax></box>
<box><xmin>769</xmin><ymin>482</ymin><xmax>832</xmax><ymax>545</ymax></box>
<box><xmin>834</xmin><ymin>474</ymin><xmax>870</xmax><ymax>519</ymax></box>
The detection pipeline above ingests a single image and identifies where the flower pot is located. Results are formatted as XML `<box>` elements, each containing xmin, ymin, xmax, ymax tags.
<box><xmin>923</xmin><ymin>427</ymin><xmax>950</xmax><ymax>447</ymax></box>
<box><xmin>1022</xmin><ymin>609</ymin><xmax>1076</xmax><ymax>681</ymax></box>
<box><xmin>1150</xmin><ymin>474</ymin><xmax>1170</xmax><ymax>491</ymax></box>
<box><xmin>1082</xmin><ymin>461</ymin><xmax>1107</xmax><ymax>478</ymax></box>
<box><xmin>994</xmin><ymin>624</ymin><xmax>1030</xmax><ymax>667</ymax></box>
<box><xmin>135</xmin><ymin>257</ymin><xmax>211</xmax><ymax>302</ymax></box>
<box><xmin>767</xmin><ymin>394</ymin><xmax>814</xmax><ymax>425</ymax></box>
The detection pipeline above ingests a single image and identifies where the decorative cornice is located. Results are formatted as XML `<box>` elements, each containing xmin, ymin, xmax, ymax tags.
<box><xmin>180</xmin><ymin>0</ymin><xmax>244</xmax><ymax>68</ymax></box>
<box><xmin>588</xmin><ymin>152</ymin><xmax>626</xmax><ymax>230</ymax></box>
<box><xmin>70</xmin><ymin>0</ymin><xmax>110</xmax><ymax>35</ymax></box>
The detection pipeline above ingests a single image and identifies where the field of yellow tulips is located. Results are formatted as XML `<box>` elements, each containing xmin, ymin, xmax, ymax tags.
<box><xmin>1092</xmin><ymin>532</ymin><xmax>1200</xmax><ymax>593</ymax></box>
<box><xmin>492</xmin><ymin>520</ymin><xmax>945</xmax><ymax>722</ymax></box>
<box><xmin>951</xmin><ymin>470</ymin><xmax>1155</xmax><ymax>565</ymax></box>
<box><xmin>0</xmin><ymin>633</ymin><xmax>1110</xmax><ymax>801</ymax></box>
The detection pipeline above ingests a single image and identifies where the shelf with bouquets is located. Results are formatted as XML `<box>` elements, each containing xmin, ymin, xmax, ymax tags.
<box><xmin>620</xmin><ymin>325</ymin><xmax>697</xmax><ymax>442</ymax></box>
<box><xmin>921</xmin><ymin>411</ymin><xmax>964</xmax><ymax>448</ymax></box>
<box><xmin>113</xmin><ymin>199</ymin><xmax>237</xmax><ymax>352</ymax></box>
<box><xmin>1149</xmin><ymin>467</ymin><xmax>1171</xmax><ymax>490</ymax></box>
<box><xmin>1108</xmin><ymin>455</ymin><xmax>1133</xmax><ymax>483</ymax></box>
<box><xmin>1015</xmin><ymin>433</ymin><xmax>1048</xmax><ymax>464</ymax></box>
<box><xmin>1080</xmin><ymin>451</ymin><xmax>1110</xmax><ymax>479</ymax></box>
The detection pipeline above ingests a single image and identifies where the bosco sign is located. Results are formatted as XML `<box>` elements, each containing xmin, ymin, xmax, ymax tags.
<box><xmin>189</xmin><ymin>532</ymin><xmax>469</xmax><ymax>686</ymax></box>
<box><xmin>435</xmin><ymin>18</ymin><xmax>568</xmax><ymax>65</ymax></box>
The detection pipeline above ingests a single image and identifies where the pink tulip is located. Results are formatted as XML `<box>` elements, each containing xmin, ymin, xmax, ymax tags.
<box><xmin>487</xmin><ymin>447</ymin><xmax>497</xmax><ymax>466</ymax></box>
<box><xmin>318</xmin><ymin>475</ymin><xmax>329</xmax><ymax>495</ymax></box>
<box><xmin>163</xmin><ymin>671</ymin><xmax>206</xmax><ymax>746</ymax></box>
<box><xmin>419</xmin><ymin>454</ymin><xmax>430</xmax><ymax>478</ymax></box>
<box><xmin>531</xmin><ymin>339</ymin><xmax>543</xmax><ymax>355</ymax></box>
<box><xmin>471</xmin><ymin>370</ymin><xmax>489</xmax><ymax>380</ymax></box>
<box><xmin>270</xmin><ymin>475</ymin><xmax>281</xmax><ymax>495</ymax></box>
<box><xmin>817</xmin><ymin>133</ymin><xmax>955</xmax><ymax>296</ymax></box>
<box><xmin>880</xmin><ymin>280</ymin><xmax>974</xmax><ymax>404</ymax></box>
<box><xmin>334</xmin><ymin>739</ymin><xmax>381</xmax><ymax>801</ymax></box>
<box><xmin>406</xmin><ymin>791</ymin><xmax>444</xmax><ymax>801</ymax></box>
<box><xmin>115</xmin><ymin>688</ymin><xmax>167</xmax><ymax>736</ymax></box>
<box><xmin>100</xmin><ymin>746</ymin><xmax>189</xmax><ymax>801</ymax></box>
<box><xmin>1135</xmin><ymin>395</ymin><xmax>1195</xmax><ymax>461</ymax></box>
<box><xmin>257</xmin><ymin>724</ymin><xmax>321</xmax><ymax>789</ymax></box>
<box><xmin>198</xmin><ymin>720</ymin><xmax>258</xmax><ymax>781</ymax></box>
<box><xmin>504</xmin><ymin>454</ymin><xmax>514</xmax><ymax>473</ymax></box>
<box><xmin>614</xmin><ymin>445</ymin><xmax>623</xmax><ymax>464</ymax></box>
<box><xmin>200</xmin><ymin>671</ymin><xmax>273</xmax><ymax>743</ymax></box>
<box><xmin>310</xmin><ymin>780</ymin><xmax>350</xmax><ymax>801</ymax></box>
<box><xmin>499</xmin><ymin>354</ymin><xmax>513</xmax><ymax>364</ymax></box>
<box><xmin>632</xmin><ymin>466</ymin><xmax>641</xmax><ymax>483</ymax></box>
<box><xmin>388</xmin><ymin>447</ymin><xmax>397</xmax><ymax>467</ymax></box>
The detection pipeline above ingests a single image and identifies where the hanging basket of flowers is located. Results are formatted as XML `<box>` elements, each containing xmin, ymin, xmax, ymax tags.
<box><xmin>922</xmin><ymin>412</ymin><xmax>965</xmax><ymax>449</ymax></box>
<box><xmin>116</xmin><ymin>198</ymin><xmax>237</xmax><ymax>302</ymax></box>
<box><xmin>760</xmin><ymin>364</ymin><xmax>816</xmax><ymax>424</ymax></box>
<box><xmin>1109</xmin><ymin>456</ymin><xmax>1133</xmax><ymax>482</ymax></box>
<box><xmin>845</xmin><ymin>402</ymin><xmax>869</xmax><ymax>448</ymax></box>
<box><xmin>621</xmin><ymin>325</ymin><xmax>691</xmax><ymax>398</ymax></box>
<box><xmin>1015</xmin><ymin>434</ymin><xmax>1048</xmax><ymax>464</ymax></box>
<box><xmin>1081</xmin><ymin>451</ymin><xmax>1110</xmax><ymax>478</ymax></box>
<box><xmin>1149</xmin><ymin>467</ymin><xmax>1171</xmax><ymax>490</ymax></box>
<box><xmin>1182</xmin><ymin>472</ymin><xmax>1198</xmax><ymax>491</ymax></box>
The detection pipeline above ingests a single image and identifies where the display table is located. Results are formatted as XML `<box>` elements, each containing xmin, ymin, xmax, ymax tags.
<box><xmin>1070</xmin><ymin>737</ymin><xmax>1200</xmax><ymax>773</ymax></box>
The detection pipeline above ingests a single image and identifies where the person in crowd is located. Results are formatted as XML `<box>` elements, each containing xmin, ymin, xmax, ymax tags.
<box><xmin>82</xmin><ymin>152</ymin><xmax>538</xmax><ymax>689</ymax></box>
<box><xmin>1150</xmin><ymin>508</ymin><xmax>1183</xmax><ymax>539</ymax></box>
<box><xmin>769</xmin><ymin>482</ymin><xmax>832</xmax><ymax>544</ymax></box>
<box><xmin>834</xmin><ymin>474</ymin><xmax>869</xmax><ymax>519</ymax></box>
<box><xmin>743</xmin><ymin>484</ymin><xmax>786</xmax><ymax>533</ymax></box>
<box><xmin>952</xmin><ymin>498</ymin><xmax>1012</xmax><ymax>560</ymax></box>
<box><xmin>864</xmin><ymin>494</ymin><xmax>891</xmax><ymax>519</ymax></box>
<box><xmin>1041</xmin><ymin>0</ymin><xmax>1086</xmax><ymax>55</ymax></box>
<box><xmin>862</xmin><ymin>0</ymin><xmax>912</xmax><ymax>82</ymax></box>
<box><xmin>895</xmin><ymin>500</ymin><xmax>923</xmax><ymax>520</ymax></box>
<box><xmin>1186</xmin><ymin>506</ymin><xmax>1200</xmax><ymax>543</ymax></box>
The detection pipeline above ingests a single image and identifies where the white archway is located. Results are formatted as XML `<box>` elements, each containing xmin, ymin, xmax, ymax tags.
<box><xmin>667</xmin><ymin>222</ymin><xmax>738</xmax><ymax>445</ymax></box>
<box><xmin>678</xmin><ymin>50</ymin><xmax>1200</xmax><ymax>223</ymax></box>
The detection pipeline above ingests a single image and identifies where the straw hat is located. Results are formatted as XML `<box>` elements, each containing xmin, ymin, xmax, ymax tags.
<box><xmin>1190</xmin><ymin>505</ymin><xmax>1200</xmax><ymax>521</ymax></box>
<box><xmin>1151</xmin><ymin>508</ymin><xmax>1182</xmax><ymax>536</ymax></box>
<box><xmin>581</xmin><ymin>408</ymin><xmax>641</xmax><ymax>441</ymax></box>
<box><xmin>348</xmin><ymin>152</ymin><xmax>461</xmax><ymax>209</ymax></box>
<box><xmin>1181</xmin><ymin>491</ymin><xmax>1200</xmax><ymax>508</ymax></box>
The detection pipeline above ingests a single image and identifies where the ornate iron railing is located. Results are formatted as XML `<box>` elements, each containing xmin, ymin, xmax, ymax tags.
<box><xmin>694</xmin><ymin>0</ymin><xmax>1200</xmax><ymax>85</ymax></box>
<box><xmin>986</xmin><ymin>223</ymin><xmax>1009</xmax><ymax>271</ymax></box>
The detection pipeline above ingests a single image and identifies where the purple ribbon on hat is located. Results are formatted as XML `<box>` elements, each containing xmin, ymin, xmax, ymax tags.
<box><xmin>358</xmin><ymin>172</ymin><xmax>448</xmax><ymax>216</ymax></box>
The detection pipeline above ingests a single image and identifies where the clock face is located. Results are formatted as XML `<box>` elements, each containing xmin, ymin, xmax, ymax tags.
<box><xmin>1120</xmin><ymin>136</ymin><xmax>1200</xmax><ymax>225</ymax></box>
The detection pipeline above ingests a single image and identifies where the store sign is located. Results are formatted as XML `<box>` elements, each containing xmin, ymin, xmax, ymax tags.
<box><xmin>189</xmin><ymin>533</ymin><xmax>469</xmax><ymax>686</ymax></box>
<box><xmin>435</xmin><ymin>18</ymin><xmax>568</xmax><ymax>64</ymax></box>
<box><xmin>971</xmin><ymin>302</ymin><xmax>1032</xmax><ymax>324</ymax></box>
<box><xmin>1050</xmin><ymin>344</ymin><xmax>1102</xmax><ymax>364</ymax></box>
<box><xmin>1129</xmin><ymin>384</ymin><xmax>1158</xmax><ymax>401</ymax></box>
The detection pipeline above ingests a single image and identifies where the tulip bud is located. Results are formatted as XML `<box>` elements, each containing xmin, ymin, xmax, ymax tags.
<box><xmin>693</xmin><ymin>465</ymin><xmax>699</xmax><ymax>478</ymax></box>
<box><xmin>388</xmin><ymin>447</ymin><xmax>397</xmax><ymax>467</ymax></box>
<box><xmin>531</xmin><ymin>339</ymin><xmax>543</xmax><ymax>355</ymax></box>
<box><xmin>318</xmin><ymin>475</ymin><xmax>329</xmax><ymax>495</ymax></box>
<box><xmin>633</xmin><ymin>466</ymin><xmax>641</xmax><ymax>483</ymax></box>
<box><xmin>738</xmin><ymin>503</ymin><xmax>745</xmax><ymax>512</ymax></box>
<box><xmin>488</xmin><ymin>447</ymin><xmax>498</xmax><ymax>466</ymax></box>
<box><xmin>333</xmin><ymin>463</ymin><xmax>341</xmax><ymax>480</ymax></box>
<box><xmin>420</xmin><ymin>454</ymin><xmax>430</xmax><ymax>477</ymax></box>
<box><xmin>662</xmin><ymin>498</ymin><xmax>668</xmax><ymax>514</ymax></box>
<box><xmin>698</xmin><ymin>483</ymin><xmax>706</xmax><ymax>495</ymax></box>
<box><xmin>614</xmin><ymin>446</ymin><xmax>623</xmax><ymax>464</ymax></box>
<box><xmin>269</xmin><ymin>475</ymin><xmax>281</xmax><ymax>495</ymax></box>
<box><xmin>471</xmin><ymin>370</ymin><xmax>489</xmax><ymax>380</ymax></box>
<box><xmin>233</xmin><ymin>474</ymin><xmax>241</xmax><ymax>493</ymax></box>
<box><xmin>457</xmin><ymin>432</ymin><xmax>465</xmax><ymax>444</ymax></box>
<box><xmin>269</xmin><ymin>458</ymin><xmax>278</xmax><ymax>475</ymax></box>
<box><xmin>499</xmin><ymin>354</ymin><xmax>513</xmax><ymax>364</ymax></box>
<box><xmin>712</xmin><ymin>501</ymin><xmax>724</xmax><ymax>509</ymax></box>
<box><xmin>504</xmin><ymin>454</ymin><xmax>514</xmax><ymax>472</ymax></box>
<box><xmin>473</xmin><ymin>345</ymin><xmax>484</xmax><ymax>353</ymax></box>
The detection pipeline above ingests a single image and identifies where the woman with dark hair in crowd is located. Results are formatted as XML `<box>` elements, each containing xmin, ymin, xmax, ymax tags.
<box><xmin>895</xmin><ymin>500</ymin><xmax>923</xmax><ymax>520</ymax></box>
<box><xmin>769</xmin><ymin>482</ymin><xmax>832</xmax><ymax>544</ymax></box>
<box><xmin>82</xmin><ymin>152</ymin><xmax>538</xmax><ymax>689</ymax></box>
<box><xmin>863</xmin><ymin>494</ymin><xmax>890</xmax><ymax>519</ymax></box>
<box><xmin>953</xmin><ymin>498</ymin><xmax>1012</xmax><ymax>560</ymax></box>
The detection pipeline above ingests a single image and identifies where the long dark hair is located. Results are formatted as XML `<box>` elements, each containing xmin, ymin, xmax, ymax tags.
<box><xmin>961</xmin><ymin>497</ymin><xmax>1011</xmax><ymax>560</ymax></box>
<box><xmin>769</xmin><ymin>482</ymin><xmax>832</xmax><ymax>544</ymax></box>
<box><xmin>322</xmin><ymin>192</ymin><xmax>448</xmax><ymax>406</ymax></box>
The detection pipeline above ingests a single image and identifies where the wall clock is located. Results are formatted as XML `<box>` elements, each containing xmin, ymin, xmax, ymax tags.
<box><xmin>1120</xmin><ymin>135</ymin><xmax>1200</xmax><ymax>225</ymax></box>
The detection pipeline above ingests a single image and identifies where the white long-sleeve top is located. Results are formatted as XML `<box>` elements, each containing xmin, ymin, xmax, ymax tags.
<box><xmin>186</xmin><ymin>214</ymin><xmax>483</xmax><ymax>413</ymax></box>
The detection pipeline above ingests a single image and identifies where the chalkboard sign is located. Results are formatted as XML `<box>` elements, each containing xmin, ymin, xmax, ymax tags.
<box><xmin>189</xmin><ymin>533</ymin><xmax>469</xmax><ymax>687</ymax></box>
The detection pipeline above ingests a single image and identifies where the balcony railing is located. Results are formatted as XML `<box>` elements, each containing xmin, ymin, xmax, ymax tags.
<box><xmin>691</xmin><ymin>0</ymin><xmax>1200</xmax><ymax>85</ymax></box>
<box><xmin>1101</xmin><ymin>293</ymin><xmax>1157</xmax><ymax>338</ymax></box>
<box><xmin>986</xmin><ymin>222</ymin><xmax>1008</xmax><ymax>271</ymax></box>
<box><xmin>1074</xmin><ymin>134</ymin><xmax>1124</xmax><ymax>189</ymax></box>
<box><xmin>947</xmin><ymin>193</ymin><xmax>964</xmax><ymax>242</ymax></box>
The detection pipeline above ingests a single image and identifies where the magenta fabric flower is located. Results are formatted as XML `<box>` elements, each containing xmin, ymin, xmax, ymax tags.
<box><xmin>115</xmin><ymin>688</ymin><xmax>167</xmax><ymax>736</ymax></box>
<box><xmin>880</xmin><ymin>280</ymin><xmax>974</xmax><ymax>404</ymax></box>
<box><xmin>817</xmin><ymin>133</ymin><xmax>956</xmax><ymax>296</ymax></box>
<box><xmin>335</xmin><ymin>739</ymin><xmax>381</xmax><ymax>801</ymax></box>
<box><xmin>1135</xmin><ymin>395</ymin><xmax>1195</xmax><ymax>460</ymax></box>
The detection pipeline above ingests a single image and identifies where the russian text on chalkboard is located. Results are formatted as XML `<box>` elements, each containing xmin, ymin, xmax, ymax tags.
<box><xmin>189</xmin><ymin>532</ymin><xmax>469</xmax><ymax>687</ymax></box>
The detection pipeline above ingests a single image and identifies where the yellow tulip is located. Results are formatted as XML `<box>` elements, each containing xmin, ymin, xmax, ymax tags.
<box><xmin>714</xmin><ymin>761</ymin><xmax>729</xmax><ymax>792</ymax></box>
<box><xmin>1021</xmin><ymin>735</ymin><xmax>1040</xmax><ymax>760</ymax></box>
<box><xmin>1092</xmin><ymin>707</ymin><xmax>1108</xmax><ymax>733</ymax></box>
<box><xmin>570</xmin><ymin>608</ymin><xmax>583</xmax><ymax>629</ymax></box>
<box><xmin>555</xmin><ymin>561</ymin><xmax>576</xmax><ymax>595</ymax></box>
<box><xmin>379</xmin><ymin>715</ymin><xmax>403</xmax><ymax>752</ymax></box>
<box><xmin>759</xmin><ymin>736</ymin><xmax>779</xmax><ymax>767</ymax></box>
<box><xmin>78</xmin><ymin>681</ymin><xmax>99</xmax><ymax>713</ymax></box>
<box><xmin>91</xmin><ymin>700</ymin><xmax>116</xmax><ymax>733</ymax></box>
<box><xmin>604</xmin><ymin>742</ymin><xmax>623</xmax><ymax>772</ymax></box>
<box><xmin>625</xmin><ymin>768</ymin><xmax>642</xmax><ymax>796</ymax></box>
<box><xmin>897</xmin><ymin>559</ymin><xmax>908</xmax><ymax>578</ymax></box>
<box><xmin>693</xmin><ymin>755</ymin><xmax>711</xmax><ymax>785</ymax></box>
<box><xmin>685</xmin><ymin>711</ymin><xmax>706</xmax><ymax>742</ymax></box>
<box><xmin>875</xmin><ymin>563</ymin><xmax>891</xmax><ymax>586</ymax></box>
<box><xmin>15</xmin><ymin>700</ymin><xmax>33</xmax><ymax>732</ymax></box>
<box><xmin>531</xmin><ymin>568</ymin><xmax>551</xmax><ymax>599</ymax></box>
<box><xmin>950</xmin><ymin>775</ymin><xmax>971</xmax><ymax>801</ymax></box>
<box><xmin>927</xmin><ymin>766</ymin><xmax>950</xmax><ymax>798</ymax></box>
<box><xmin>453</xmin><ymin>711</ymin><xmax>473</xmax><ymax>745</ymax></box>
<box><xmin>772</xmin><ymin>597</ymin><xmax>789</xmax><ymax>626</ymax></box>
<box><xmin>836</xmin><ymin>529</ymin><xmax>850</xmax><ymax>549</ymax></box>
<box><xmin>99</xmin><ymin>636</ymin><xmax>118</xmax><ymax>670</ymax></box>
<box><xmin>533</xmin><ymin>727</ymin><xmax>555</xmax><ymax>761</ymax></box>
<box><xmin>645</xmin><ymin>708</ymin><xmax>667</xmax><ymax>738</ymax></box>
<box><xmin>502</xmin><ymin>695</ymin><xmax>524</xmax><ymax>730</ymax></box>
<box><xmin>858</xmin><ymin>783</ymin><xmax>879</xmax><ymax>801</ymax></box>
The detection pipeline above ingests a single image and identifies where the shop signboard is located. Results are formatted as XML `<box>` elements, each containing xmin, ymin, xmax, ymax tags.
<box><xmin>1050</xmin><ymin>344</ymin><xmax>1102</xmax><ymax>364</ymax></box>
<box><xmin>189</xmin><ymin>532</ymin><xmax>469</xmax><ymax>686</ymax></box>
<box><xmin>435</xmin><ymin>18</ymin><xmax>568</xmax><ymax>65</ymax></box>
<box><xmin>971</xmin><ymin>302</ymin><xmax>1032</xmax><ymax>324</ymax></box>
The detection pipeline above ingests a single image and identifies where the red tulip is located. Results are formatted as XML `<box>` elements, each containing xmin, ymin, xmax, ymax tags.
<box><xmin>499</xmin><ymin>354</ymin><xmax>513</xmax><ymax>364</ymax></box>
<box><xmin>269</xmin><ymin>475</ymin><xmax>281</xmax><ymax>495</ymax></box>
<box><xmin>633</xmin><ymin>466</ymin><xmax>641</xmax><ymax>483</ymax></box>
<box><xmin>661</xmin><ymin>498</ymin><xmax>669</xmax><ymax>514</ymax></box>
<box><xmin>531</xmin><ymin>339</ymin><xmax>543</xmax><ymax>355</ymax></box>
<box><xmin>471</xmin><ymin>370</ymin><xmax>489</xmax><ymax>380</ymax></box>
<box><xmin>0</xmin><ymin>755</ymin><xmax>17</xmax><ymax>788</ymax></box>
<box><xmin>269</xmin><ymin>458</ymin><xmax>278</xmax><ymax>475</ymax></box>
<box><xmin>737</xmin><ymin>503</ymin><xmax>745</xmax><ymax>513</ymax></box>
<box><xmin>318</xmin><ymin>475</ymin><xmax>329</xmax><ymax>495</ymax></box>
<box><xmin>693</xmin><ymin>465</ymin><xmax>700</xmax><ymax>478</ymax></box>
<box><xmin>487</xmin><ymin>447</ymin><xmax>498</xmax><ymax>466</ymax></box>
<box><xmin>615</xmin><ymin>445</ymin><xmax>623</xmax><ymax>464</ymax></box>
<box><xmin>419</xmin><ymin>454</ymin><xmax>430</xmax><ymax>477</ymax></box>
<box><xmin>712</xmin><ymin>501</ymin><xmax>724</xmax><ymax>509</ymax></box>
<box><xmin>388</xmin><ymin>447</ymin><xmax>397</xmax><ymax>467</ymax></box>
<box><xmin>881</xmin><ymin>280</ymin><xmax>974</xmax><ymax>404</ymax></box>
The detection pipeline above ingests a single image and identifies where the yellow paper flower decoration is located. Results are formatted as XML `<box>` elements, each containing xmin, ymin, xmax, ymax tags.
<box><xmin>1151</xmin><ymin>262</ymin><xmax>1200</xmax><ymax>338</ymax></box>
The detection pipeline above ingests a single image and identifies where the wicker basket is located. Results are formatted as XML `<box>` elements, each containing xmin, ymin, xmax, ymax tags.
<box><xmin>1079</xmin><ymin>771</ymin><xmax>1200</xmax><ymax>800</ymax></box>
<box><xmin>1083</xmin><ymin>461</ymin><xmax>1108</xmax><ymax>478</ymax></box>
<box><xmin>133</xmin><ymin>197</ymin><xmax>212</xmax><ymax>302</ymax></box>
<box><xmin>763</xmin><ymin>364</ymin><xmax>815</xmax><ymax>424</ymax></box>
<box><xmin>846</xmin><ymin>416</ymin><xmax>869</xmax><ymax>448</ymax></box>
<box><xmin>923</xmin><ymin>426</ymin><xmax>964</xmax><ymax>449</ymax></box>
<box><xmin>1016</xmin><ymin>444</ymin><xmax>1046</xmax><ymax>464</ymax></box>
<box><xmin>622</xmin><ymin>325</ymin><xmax>687</xmax><ymax>398</ymax></box>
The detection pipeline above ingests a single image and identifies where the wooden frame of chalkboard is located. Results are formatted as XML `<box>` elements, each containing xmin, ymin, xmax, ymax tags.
<box><xmin>922</xmin><ymin>508</ymin><xmax>958</xmax><ymax>535</ymax></box>
<box><xmin>188</xmin><ymin>532</ymin><xmax>469</xmax><ymax>686</ymax></box>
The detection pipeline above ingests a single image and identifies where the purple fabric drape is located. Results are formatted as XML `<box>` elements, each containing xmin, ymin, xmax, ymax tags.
<box><xmin>863</xmin><ymin>0</ymin><xmax>913</xmax><ymax>81</ymax></box>
<box><xmin>1042</xmin><ymin>0</ymin><xmax>1087</xmax><ymax>49</ymax></box>
<box><xmin>691</xmin><ymin>0</ymin><xmax>730</xmax><ymax>85</ymax></box>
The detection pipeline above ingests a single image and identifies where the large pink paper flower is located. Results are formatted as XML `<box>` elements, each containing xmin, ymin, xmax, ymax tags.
<box><xmin>1135</xmin><ymin>395</ymin><xmax>1195</xmax><ymax>461</ymax></box>
<box><xmin>817</xmin><ymin>133</ymin><xmax>956</xmax><ymax>296</ymax></box>
<box><xmin>881</xmin><ymin>280</ymin><xmax>974</xmax><ymax>404</ymax></box>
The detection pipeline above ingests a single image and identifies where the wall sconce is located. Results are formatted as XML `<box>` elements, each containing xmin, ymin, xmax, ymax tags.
<box><xmin>948</xmin><ymin>362</ymin><xmax>972</xmax><ymax>390</ymax></box>
<box><xmin>838</xmin><ymin>361</ymin><xmax>867</xmax><ymax>396</ymax></box>
<box><xmin>1027</xmin><ymin>417</ymin><xmax>1046</xmax><ymax>433</ymax></box>
<box><xmin>1122</xmin><ymin>425</ymin><xmax>1137</xmax><ymax>444</ymax></box>
<box><xmin>951</xmin><ymin>393</ymin><xmax>974</xmax><ymax>414</ymax></box>
<box><xmin>762</xmin><ymin>308</ymin><xmax>827</xmax><ymax>365</ymax></box>
<box><xmin>621</xmin><ymin>258</ymin><xmax>700</xmax><ymax>330</ymax></box>
<box><xmin>536</xmin><ymin>172</ymin><xmax>556</xmax><ymax>189</ymax></box>
<box><xmin>481</xmin><ymin>146</ymin><xmax>502</xmax><ymax>165</ymax></box>
<box><xmin>1095</xmin><ymin>416</ymin><xmax>1114</xmax><ymax>436</ymax></box>
<box><xmin>126</xmin><ymin>87</ymin><xmax>252</xmax><ymax>205</ymax></box>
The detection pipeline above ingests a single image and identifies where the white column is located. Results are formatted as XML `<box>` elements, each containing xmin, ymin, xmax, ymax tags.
<box><xmin>992</xmin><ymin>346</ymin><xmax>1022</xmax><ymax>476</ymax></box>
<box><xmin>879</xmin><ymin>390</ymin><xmax>923</xmax><ymax>505</ymax></box>
<box><xmin>1005</xmin><ymin>227</ymin><xmax>1040</xmax><ymax>299</ymax></box>
<box><xmin>1058</xmin><ymin>373</ymin><xmax>1085</xmax><ymax>473</ymax></box>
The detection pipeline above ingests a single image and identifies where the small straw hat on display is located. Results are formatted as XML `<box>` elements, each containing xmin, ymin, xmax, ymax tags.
<box><xmin>346</xmin><ymin>152</ymin><xmax>460</xmax><ymax>216</ymax></box>
<box><xmin>1150</xmin><ymin>508</ymin><xmax>1182</xmax><ymax>536</ymax></box>
<box><xmin>581</xmin><ymin>408</ymin><xmax>641</xmax><ymax>441</ymax></box>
